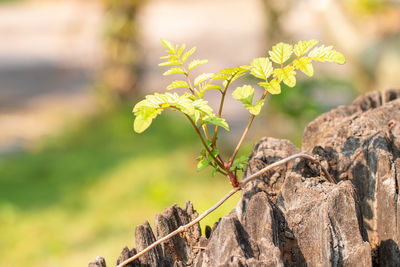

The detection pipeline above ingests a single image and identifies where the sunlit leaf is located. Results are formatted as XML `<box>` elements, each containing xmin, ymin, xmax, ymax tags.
<box><xmin>182</xmin><ymin>47</ymin><xmax>196</xmax><ymax>63</ymax></box>
<box><xmin>166</xmin><ymin>80</ymin><xmax>189</xmax><ymax>90</ymax></box>
<box><xmin>232</xmin><ymin>85</ymin><xmax>254</xmax><ymax>105</ymax></box>
<box><xmin>160</xmin><ymin>39</ymin><xmax>175</xmax><ymax>53</ymax></box>
<box><xmin>250</xmin><ymin>57</ymin><xmax>273</xmax><ymax>80</ymax></box>
<box><xmin>293</xmin><ymin>57</ymin><xmax>314</xmax><ymax>77</ymax></box>
<box><xmin>202</xmin><ymin>116</ymin><xmax>230</xmax><ymax>131</ymax></box>
<box><xmin>230</xmin><ymin>155</ymin><xmax>249</xmax><ymax>171</ymax></box>
<box><xmin>188</xmin><ymin>59</ymin><xmax>208</xmax><ymax>72</ymax></box>
<box><xmin>158</xmin><ymin>60</ymin><xmax>181</xmax><ymax>66</ymax></box>
<box><xmin>202</xmin><ymin>84</ymin><xmax>222</xmax><ymax>90</ymax></box>
<box><xmin>273</xmin><ymin>66</ymin><xmax>296</xmax><ymax>87</ymax></box>
<box><xmin>268</xmin><ymin>79</ymin><xmax>281</xmax><ymax>94</ymax></box>
<box><xmin>177</xmin><ymin>44</ymin><xmax>186</xmax><ymax>57</ymax></box>
<box><xmin>193</xmin><ymin>99</ymin><xmax>214</xmax><ymax>117</ymax></box>
<box><xmin>294</xmin><ymin>39</ymin><xmax>319</xmax><ymax>57</ymax></box>
<box><xmin>194</xmin><ymin>73</ymin><xmax>215</xmax><ymax>86</ymax></box>
<box><xmin>163</xmin><ymin>67</ymin><xmax>185</xmax><ymax>76</ymax></box>
<box><xmin>133</xmin><ymin>116</ymin><xmax>152</xmax><ymax>133</ymax></box>
<box><xmin>197</xmin><ymin>160</ymin><xmax>209</xmax><ymax>172</ymax></box>
<box><xmin>269</xmin><ymin>42</ymin><xmax>293</xmax><ymax>65</ymax></box>
<box><xmin>308</xmin><ymin>45</ymin><xmax>346</xmax><ymax>64</ymax></box>
<box><xmin>232</xmin><ymin>85</ymin><xmax>265</xmax><ymax>115</ymax></box>
<box><xmin>246</xmin><ymin>99</ymin><xmax>265</xmax><ymax>115</ymax></box>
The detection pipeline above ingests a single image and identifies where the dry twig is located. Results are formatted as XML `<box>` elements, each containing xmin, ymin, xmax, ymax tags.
<box><xmin>117</xmin><ymin>153</ymin><xmax>335</xmax><ymax>267</ymax></box>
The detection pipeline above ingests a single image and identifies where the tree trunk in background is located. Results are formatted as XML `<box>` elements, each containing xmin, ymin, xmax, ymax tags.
<box><xmin>97</xmin><ymin>0</ymin><xmax>143</xmax><ymax>104</ymax></box>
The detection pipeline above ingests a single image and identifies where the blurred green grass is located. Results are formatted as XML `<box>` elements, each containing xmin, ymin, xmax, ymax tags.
<box><xmin>0</xmin><ymin>105</ymin><xmax>242</xmax><ymax>267</ymax></box>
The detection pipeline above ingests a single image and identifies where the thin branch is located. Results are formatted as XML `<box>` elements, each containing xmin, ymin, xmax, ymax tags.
<box><xmin>240</xmin><ymin>153</ymin><xmax>336</xmax><ymax>186</ymax></box>
<box><xmin>212</xmin><ymin>78</ymin><xmax>232</xmax><ymax>146</ymax></box>
<box><xmin>228</xmin><ymin>89</ymin><xmax>269</xmax><ymax>166</ymax></box>
<box><xmin>116</xmin><ymin>188</ymin><xmax>239</xmax><ymax>267</ymax></box>
<box><xmin>229</xmin><ymin>115</ymin><xmax>255</xmax><ymax>166</ymax></box>
<box><xmin>117</xmin><ymin>153</ymin><xmax>335</xmax><ymax>267</ymax></box>
<box><xmin>183</xmin><ymin>113</ymin><xmax>225</xmax><ymax>169</ymax></box>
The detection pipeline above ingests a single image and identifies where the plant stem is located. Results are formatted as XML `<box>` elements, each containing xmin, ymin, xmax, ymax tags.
<box><xmin>117</xmin><ymin>153</ymin><xmax>335</xmax><ymax>267</ymax></box>
<box><xmin>184</xmin><ymin>72</ymin><xmax>196</xmax><ymax>95</ymax></box>
<box><xmin>228</xmin><ymin>89</ymin><xmax>269</xmax><ymax>167</ymax></box>
<box><xmin>212</xmin><ymin>76</ymin><xmax>235</xmax><ymax>147</ymax></box>
<box><xmin>202</xmin><ymin>124</ymin><xmax>212</xmax><ymax>141</ymax></box>
<box><xmin>184</xmin><ymin>114</ymin><xmax>224</xmax><ymax>169</ymax></box>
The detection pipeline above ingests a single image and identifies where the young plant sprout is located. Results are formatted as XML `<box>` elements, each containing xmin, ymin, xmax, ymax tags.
<box><xmin>119</xmin><ymin>39</ymin><xmax>344</xmax><ymax>267</ymax></box>
<box><xmin>133</xmin><ymin>39</ymin><xmax>345</xmax><ymax>187</ymax></box>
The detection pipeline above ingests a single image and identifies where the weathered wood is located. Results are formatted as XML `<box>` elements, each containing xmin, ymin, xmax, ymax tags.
<box><xmin>89</xmin><ymin>89</ymin><xmax>400</xmax><ymax>266</ymax></box>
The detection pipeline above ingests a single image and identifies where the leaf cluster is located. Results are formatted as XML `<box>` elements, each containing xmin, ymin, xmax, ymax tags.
<box><xmin>133</xmin><ymin>39</ymin><xmax>345</xmax><ymax>178</ymax></box>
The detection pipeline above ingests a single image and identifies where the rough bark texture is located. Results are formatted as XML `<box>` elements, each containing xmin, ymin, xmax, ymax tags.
<box><xmin>89</xmin><ymin>89</ymin><xmax>400</xmax><ymax>266</ymax></box>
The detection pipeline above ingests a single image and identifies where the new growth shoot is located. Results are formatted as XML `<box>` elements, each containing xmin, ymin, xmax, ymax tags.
<box><xmin>133</xmin><ymin>39</ymin><xmax>345</xmax><ymax>187</ymax></box>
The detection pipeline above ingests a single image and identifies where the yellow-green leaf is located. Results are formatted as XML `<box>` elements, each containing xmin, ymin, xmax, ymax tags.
<box><xmin>308</xmin><ymin>45</ymin><xmax>346</xmax><ymax>64</ymax></box>
<box><xmin>158</xmin><ymin>59</ymin><xmax>181</xmax><ymax>66</ymax></box>
<box><xmin>269</xmin><ymin>42</ymin><xmax>293</xmax><ymax>65</ymax></box>
<box><xmin>202</xmin><ymin>116</ymin><xmax>230</xmax><ymax>131</ymax></box>
<box><xmin>188</xmin><ymin>59</ymin><xmax>208</xmax><ymax>72</ymax></box>
<box><xmin>160</xmin><ymin>39</ymin><xmax>175</xmax><ymax>53</ymax></box>
<box><xmin>202</xmin><ymin>84</ymin><xmax>221</xmax><ymax>91</ymax></box>
<box><xmin>232</xmin><ymin>85</ymin><xmax>254</xmax><ymax>105</ymax></box>
<box><xmin>294</xmin><ymin>39</ymin><xmax>319</xmax><ymax>57</ymax></box>
<box><xmin>166</xmin><ymin>80</ymin><xmax>189</xmax><ymax>90</ymax></box>
<box><xmin>194</xmin><ymin>73</ymin><xmax>215</xmax><ymax>86</ymax></box>
<box><xmin>273</xmin><ymin>66</ymin><xmax>296</xmax><ymax>87</ymax></box>
<box><xmin>250</xmin><ymin>57</ymin><xmax>273</xmax><ymax>80</ymax></box>
<box><xmin>258</xmin><ymin>79</ymin><xmax>281</xmax><ymax>94</ymax></box>
<box><xmin>197</xmin><ymin>159</ymin><xmax>209</xmax><ymax>172</ymax></box>
<box><xmin>182</xmin><ymin>47</ymin><xmax>196</xmax><ymax>63</ymax></box>
<box><xmin>177</xmin><ymin>44</ymin><xmax>186</xmax><ymax>57</ymax></box>
<box><xmin>293</xmin><ymin>57</ymin><xmax>314</xmax><ymax>77</ymax></box>
<box><xmin>163</xmin><ymin>67</ymin><xmax>185</xmax><ymax>76</ymax></box>
<box><xmin>133</xmin><ymin>116</ymin><xmax>153</xmax><ymax>133</ymax></box>
<box><xmin>246</xmin><ymin>99</ymin><xmax>265</xmax><ymax>115</ymax></box>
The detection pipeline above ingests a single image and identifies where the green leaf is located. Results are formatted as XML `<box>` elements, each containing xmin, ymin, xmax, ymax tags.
<box><xmin>232</xmin><ymin>85</ymin><xmax>254</xmax><ymax>105</ymax></box>
<box><xmin>250</xmin><ymin>57</ymin><xmax>273</xmax><ymax>80</ymax></box>
<box><xmin>273</xmin><ymin>66</ymin><xmax>296</xmax><ymax>87</ymax></box>
<box><xmin>133</xmin><ymin>92</ymin><xmax>201</xmax><ymax>133</ymax></box>
<box><xmin>294</xmin><ymin>39</ymin><xmax>319</xmax><ymax>57</ymax></box>
<box><xmin>182</xmin><ymin>47</ymin><xmax>196</xmax><ymax>63</ymax></box>
<box><xmin>197</xmin><ymin>160</ymin><xmax>209</xmax><ymax>172</ymax></box>
<box><xmin>211</xmin><ymin>149</ymin><xmax>219</xmax><ymax>157</ymax></box>
<box><xmin>194</xmin><ymin>73</ymin><xmax>215</xmax><ymax>86</ymax></box>
<box><xmin>166</xmin><ymin>80</ymin><xmax>189</xmax><ymax>90</ymax></box>
<box><xmin>246</xmin><ymin>99</ymin><xmax>265</xmax><ymax>115</ymax></box>
<box><xmin>177</xmin><ymin>44</ymin><xmax>186</xmax><ymax>57</ymax></box>
<box><xmin>308</xmin><ymin>45</ymin><xmax>346</xmax><ymax>64</ymax></box>
<box><xmin>202</xmin><ymin>116</ymin><xmax>230</xmax><ymax>131</ymax></box>
<box><xmin>293</xmin><ymin>57</ymin><xmax>314</xmax><ymax>77</ymax></box>
<box><xmin>163</xmin><ymin>67</ymin><xmax>185</xmax><ymax>76</ymax></box>
<box><xmin>230</xmin><ymin>155</ymin><xmax>249</xmax><ymax>171</ymax></box>
<box><xmin>193</xmin><ymin>99</ymin><xmax>214</xmax><ymax>117</ymax></box>
<box><xmin>269</xmin><ymin>42</ymin><xmax>293</xmax><ymax>65</ymax></box>
<box><xmin>160</xmin><ymin>39</ymin><xmax>175</xmax><ymax>53</ymax></box>
<box><xmin>188</xmin><ymin>59</ymin><xmax>208</xmax><ymax>72</ymax></box>
<box><xmin>232</xmin><ymin>85</ymin><xmax>266</xmax><ymax>115</ymax></box>
<box><xmin>133</xmin><ymin>116</ymin><xmax>152</xmax><ymax>133</ymax></box>
<box><xmin>268</xmin><ymin>79</ymin><xmax>281</xmax><ymax>94</ymax></box>
<box><xmin>176</xmin><ymin>97</ymin><xmax>195</xmax><ymax>116</ymax></box>
<box><xmin>202</xmin><ymin>84</ymin><xmax>222</xmax><ymax>91</ymax></box>
<box><xmin>158</xmin><ymin>60</ymin><xmax>181</xmax><ymax>66</ymax></box>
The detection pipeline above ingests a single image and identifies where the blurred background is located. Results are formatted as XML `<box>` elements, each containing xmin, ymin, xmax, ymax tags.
<box><xmin>0</xmin><ymin>0</ymin><xmax>399</xmax><ymax>266</ymax></box>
